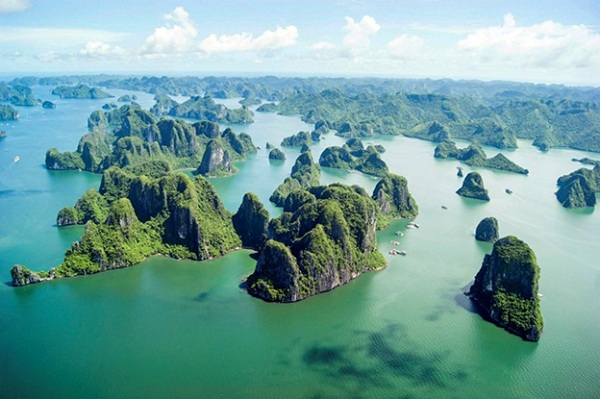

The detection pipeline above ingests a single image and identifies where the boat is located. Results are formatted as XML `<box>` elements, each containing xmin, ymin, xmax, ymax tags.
<box><xmin>505</xmin><ymin>188</ymin><xmax>513</xmax><ymax>194</ymax></box>
<box><xmin>390</xmin><ymin>240</ymin><xmax>400</xmax><ymax>246</ymax></box>
<box><xmin>13</xmin><ymin>155</ymin><xmax>20</xmax><ymax>163</ymax></box>
<box><xmin>388</xmin><ymin>249</ymin><xmax>407</xmax><ymax>256</ymax></box>
<box><xmin>441</xmin><ymin>205</ymin><xmax>447</xmax><ymax>210</ymax></box>
<box><xmin>395</xmin><ymin>231</ymin><xmax>404</xmax><ymax>237</ymax></box>
<box><xmin>407</xmin><ymin>222</ymin><xmax>420</xmax><ymax>229</ymax></box>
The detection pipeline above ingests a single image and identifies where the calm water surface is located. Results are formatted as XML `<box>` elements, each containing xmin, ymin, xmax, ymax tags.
<box><xmin>0</xmin><ymin>88</ymin><xmax>599</xmax><ymax>398</ymax></box>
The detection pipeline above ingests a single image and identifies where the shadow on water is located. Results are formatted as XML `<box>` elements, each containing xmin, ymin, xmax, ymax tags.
<box><xmin>301</xmin><ymin>323</ymin><xmax>469</xmax><ymax>398</ymax></box>
<box><xmin>192</xmin><ymin>291</ymin><xmax>211</xmax><ymax>303</ymax></box>
<box><xmin>454</xmin><ymin>282</ymin><xmax>478</xmax><ymax>315</ymax></box>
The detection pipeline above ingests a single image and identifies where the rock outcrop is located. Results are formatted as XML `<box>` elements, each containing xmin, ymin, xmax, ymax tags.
<box><xmin>247</xmin><ymin>183</ymin><xmax>386</xmax><ymax>302</ymax></box>
<box><xmin>372</xmin><ymin>173</ymin><xmax>418</xmax><ymax>226</ymax></box>
<box><xmin>475</xmin><ymin>217</ymin><xmax>499</xmax><ymax>242</ymax></box>
<box><xmin>319</xmin><ymin>140</ymin><xmax>389</xmax><ymax>177</ymax></box>
<box><xmin>268</xmin><ymin>148</ymin><xmax>286</xmax><ymax>160</ymax></box>
<box><xmin>270</xmin><ymin>152</ymin><xmax>320</xmax><ymax>206</ymax></box>
<box><xmin>467</xmin><ymin>236</ymin><xmax>543</xmax><ymax>341</ymax></box>
<box><xmin>196</xmin><ymin>140</ymin><xmax>234</xmax><ymax>176</ymax></box>
<box><xmin>435</xmin><ymin>140</ymin><xmax>528</xmax><ymax>175</ymax></box>
<box><xmin>42</xmin><ymin>101</ymin><xmax>56</xmax><ymax>109</ymax></box>
<box><xmin>555</xmin><ymin>165</ymin><xmax>600</xmax><ymax>208</ymax></box>
<box><xmin>232</xmin><ymin>193</ymin><xmax>270</xmax><ymax>251</ymax></box>
<box><xmin>457</xmin><ymin>172</ymin><xmax>490</xmax><ymax>201</ymax></box>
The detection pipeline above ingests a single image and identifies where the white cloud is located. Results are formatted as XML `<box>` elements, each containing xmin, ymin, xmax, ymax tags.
<box><xmin>199</xmin><ymin>25</ymin><xmax>298</xmax><ymax>54</ymax></box>
<box><xmin>387</xmin><ymin>34</ymin><xmax>425</xmax><ymax>59</ymax></box>
<box><xmin>308</xmin><ymin>41</ymin><xmax>339</xmax><ymax>60</ymax></box>
<box><xmin>458</xmin><ymin>14</ymin><xmax>600</xmax><ymax>69</ymax></box>
<box><xmin>141</xmin><ymin>6</ymin><xmax>197</xmax><ymax>55</ymax></box>
<box><xmin>79</xmin><ymin>41</ymin><xmax>126</xmax><ymax>58</ymax></box>
<box><xmin>343</xmin><ymin>15</ymin><xmax>380</xmax><ymax>49</ymax></box>
<box><xmin>0</xmin><ymin>0</ymin><xmax>31</xmax><ymax>14</ymax></box>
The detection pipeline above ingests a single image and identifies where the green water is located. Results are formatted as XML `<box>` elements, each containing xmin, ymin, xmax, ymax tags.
<box><xmin>1</xmin><ymin>91</ymin><xmax>599</xmax><ymax>398</ymax></box>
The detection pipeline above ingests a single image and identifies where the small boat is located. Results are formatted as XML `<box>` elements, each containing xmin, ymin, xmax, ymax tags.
<box><xmin>441</xmin><ymin>205</ymin><xmax>447</xmax><ymax>210</ymax></box>
<box><xmin>395</xmin><ymin>231</ymin><xmax>404</xmax><ymax>237</ymax></box>
<box><xmin>13</xmin><ymin>155</ymin><xmax>20</xmax><ymax>163</ymax></box>
<box><xmin>407</xmin><ymin>222</ymin><xmax>420</xmax><ymax>229</ymax></box>
<box><xmin>390</xmin><ymin>240</ymin><xmax>400</xmax><ymax>246</ymax></box>
<box><xmin>505</xmin><ymin>188</ymin><xmax>513</xmax><ymax>194</ymax></box>
<box><xmin>388</xmin><ymin>249</ymin><xmax>407</xmax><ymax>256</ymax></box>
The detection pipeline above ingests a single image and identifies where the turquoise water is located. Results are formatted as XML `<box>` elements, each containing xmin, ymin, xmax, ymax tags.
<box><xmin>1</xmin><ymin>89</ymin><xmax>599</xmax><ymax>398</ymax></box>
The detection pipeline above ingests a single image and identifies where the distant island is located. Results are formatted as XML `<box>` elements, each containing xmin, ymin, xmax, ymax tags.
<box><xmin>435</xmin><ymin>140</ymin><xmax>528</xmax><ymax>174</ymax></box>
<box><xmin>52</xmin><ymin>84</ymin><xmax>113</xmax><ymax>99</ymax></box>
<box><xmin>45</xmin><ymin>104</ymin><xmax>256</xmax><ymax>176</ymax></box>
<box><xmin>319</xmin><ymin>138</ymin><xmax>389</xmax><ymax>177</ymax></box>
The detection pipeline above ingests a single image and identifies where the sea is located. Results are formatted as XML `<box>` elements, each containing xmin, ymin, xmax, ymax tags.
<box><xmin>0</xmin><ymin>86</ymin><xmax>599</xmax><ymax>399</ymax></box>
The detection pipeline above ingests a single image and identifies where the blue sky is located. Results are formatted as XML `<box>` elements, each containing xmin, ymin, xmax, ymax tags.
<box><xmin>0</xmin><ymin>0</ymin><xmax>599</xmax><ymax>86</ymax></box>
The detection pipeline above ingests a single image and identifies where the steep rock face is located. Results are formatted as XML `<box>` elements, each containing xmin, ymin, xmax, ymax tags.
<box><xmin>196</xmin><ymin>140</ymin><xmax>233</xmax><ymax>176</ymax></box>
<box><xmin>555</xmin><ymin>165</ymin><xmax>600</xmax><ymax>208</ymax></box>
<box><xmin>468</xmin><ymin>236</ymin><xmax>543</xmax><ymax>341</ymax></box>
<box><xmin>247</xmin><ymin>184</ymin><xmax>385</xmax><ymax>302</ymax></box>
<box><xmin>475</xmin><ymin>217</ymin><xmax>499</xmax><ymax>242</ymax></box>
<box><xmin>372</xmin><ymin>173</ymin><xmax>419</xmax><ymax>225</ymax></box>
<box><xmin>457</xmin><ymin>172</ymin><xmax>490</xmax><ymax>201</ymax></box>
<box><xmin>12</xmin><ymin>170</ymin><xmax>240</xmax><ymax>286</ymax></box>
<box><xmin>232</xmin><ymin>193</ymin><xmax>270</xmax><ymax>251</ymax></box>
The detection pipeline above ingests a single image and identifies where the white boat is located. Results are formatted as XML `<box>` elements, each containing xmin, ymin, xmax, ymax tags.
<box><xmin>13</xmin><ymin>155</ymin><xmax>20</xmax><ymax>163</ymax></box>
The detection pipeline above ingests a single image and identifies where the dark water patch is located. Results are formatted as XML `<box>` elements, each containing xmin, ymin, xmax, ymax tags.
<box><xmin>455</xmin><ymin>282</ymin><xmax>478</xmax><ymax>314</ymax></box>
<box><xmin>301</xmin><ymin>322</ymin><xmax>469</xmax><ymax>396</ymax></box>
<box><xmin>193</xmin><ymin>291</ymin><xmax>211</xmax><ymax>302</ymax></box>
<box><xmin>0</xmin><ymin>188</ymin><xmax>47</xmax><ymax>197</ymax></box>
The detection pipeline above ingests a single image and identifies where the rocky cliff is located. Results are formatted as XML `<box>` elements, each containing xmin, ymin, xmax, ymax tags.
<box><xmin>555</xmin><ymin>165</ymin><xmax>600</xmax><ymax>208</ymax></box>
<box><xmin>247</xmin><ymin>183</ymin><xmax>386</xmax><ymax>302</ymax></box>
<box><xmin>232</xmin><ymin>193</ymin><xmax>270</xmax><ymax>251</ymax></box>
<box><xmin>467</xmin><ymin>236</ymin><xmax>543</xmax><ymax>341</ymax></box>
<box><xmin>195</xmin><ymin>140</ymin><xmax>234</xmax><ymax>176</ymax></box>
<box><xmin>270</xmin><ymin>152</ymin><xmax>321</xmax><ymax>206</ymax></box>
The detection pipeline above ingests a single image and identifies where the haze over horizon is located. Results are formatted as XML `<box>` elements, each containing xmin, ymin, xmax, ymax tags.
<box><xmin>0</xmin><ymin>0</ymin><xmax>599</xmax><ymax>87</ymax></box>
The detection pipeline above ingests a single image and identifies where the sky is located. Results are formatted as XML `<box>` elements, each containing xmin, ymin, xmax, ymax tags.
<box><xmin>0</xmin><ymin>0</ymin><xmax>599</xmax><ymax>86</ymax></box>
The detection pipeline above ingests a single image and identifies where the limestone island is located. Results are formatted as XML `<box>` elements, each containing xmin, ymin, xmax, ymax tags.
<box><xmin>435</xmin><ymin>140</ymin><xmax>528</xmax><ymax>175</ymax></box>
<box><xmin>281</xmin><ymin>130</ymin><xmax>321</xmax><ymax>148</ymax></box>
<box><xmin>456</xmin><ymin>172</ymin><xmax>490</xmax><ymax>201</ymax></box>
<box><xmin>244</xmin><ymin>166</ymin><xmax>418</xmax><ymax>302</ymax></box>
<box><xmin>268</xmin><ymin>148</ymin><xmax>286</xmax><ymax>160</ymax></box>
<box><xmin>475</xmin><ymin>217</ymin><xmax>499</xmax><ymax>242</ymax></box>
<box><xmin>42</xmin><ymin>100</ymin><xmax>57</xmax><ymax>109</ymax></box>
<box><xmin>467</xmin><ymin>236</ymin><xmax>543</xmax><ymax>341</ymax></box>
<box><xmin>12</xmin><ymin>160</ymin><xmax>241</xmax><ymax>286</ymax></box>
<box><xmin>555</xmin><ymin>165</ymin><xmax>600</xmax><ymax>209</ymax></box>
<box><xmin>0</xmin><ymin>104</ymin><xmax>19</xmax><ymax>121</ymax></box>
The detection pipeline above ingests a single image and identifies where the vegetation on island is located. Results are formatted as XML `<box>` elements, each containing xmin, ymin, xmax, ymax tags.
<box><xmin>12</xmin><ymin>161</ymin><xmax>240</xmax><ymax>286</ymax></box>
<box><xmin>555</xmin><ymin>165</ymin><xmax>600</xmax><ymax>208</ymax></box>
<box><xmin>457</xmin><ymin>172</ymin><xmax>490</xmax><ymax>201</ymax></box>
<box><xmin>281</xmin><ymin>130</ymin><xmax>321</xmax><ymax>148</ymax></box>
<box><xmin>42</xmin><ymin>100</ymin><xmax>56</xmax><ymax>109</ymax></box>
<box><xmin>270</xmin><ymin>152</ymin><xmax>321</xmax><ymax>207</ymax></box>
<box><xmin>319</xmin><ymin>138</ymin><xmax>389</xmax><ymax>177</ymax></box>
<box><xmin>232</xmin><ymin>193</ymin><xmax>270</xmax><ymax>251</ymax></box>
<box><xmin>372</xmin><ymin>173</ymin><xmax>419</xmax><ymax>227</ymax></box>
<box><xmin>0</xmin><ymin>82</ymin><xmax>39</xmax><ymax>106</ymax></box>
<box><xmin>435</xmin><ymin>140</ymin><xmax>529</xmax><ymax>174</ymax></box>
<box><xmin>246</xmin><ymin>183</ymin><xmax>386</xmax><ymax>302</ymax></box>
<box><xmin>51</xmin><ymin>84</ymin><xmax>113</xmax><ymax>99</ymax></box>
<box><xmin>45</xmin><ymin>104</ymin><xmax>255</xmax><ymax>176</ymax></box>
<box><xmin>468</xmin><ymin>236</ymin><xmax>543</xmax><ymax>341</ymax></box>
<box><xmin>475</xmin><ymin>217</ymin><xmax>499</xmax><ymax>243</ymax></box>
